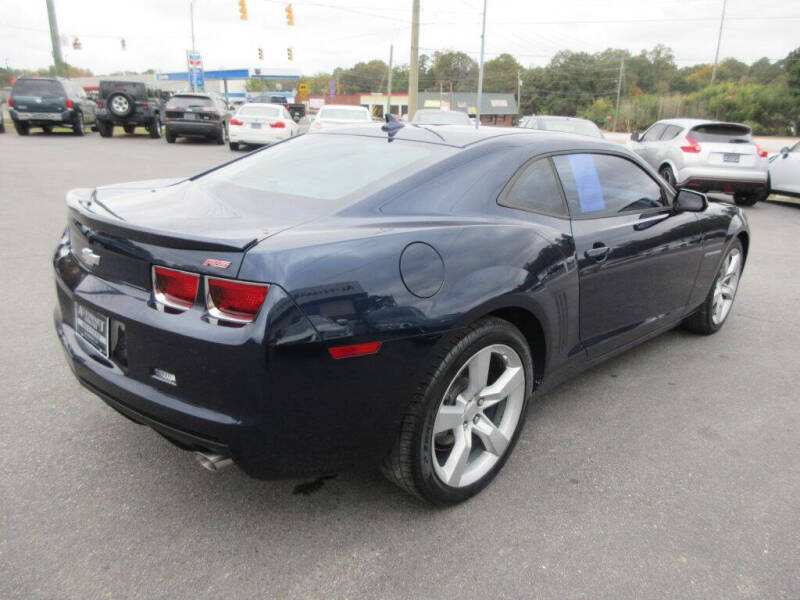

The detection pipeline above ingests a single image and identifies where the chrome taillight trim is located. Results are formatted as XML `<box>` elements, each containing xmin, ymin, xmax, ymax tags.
<box><xmin>204</xmin><ymin>276</ymin><xmax>269</xmax><ymax>325</ymax></box>
<box><xmin>151</xmin><ymin>265</ymin><xmax>200</xmax><ymax>312</ymax></box>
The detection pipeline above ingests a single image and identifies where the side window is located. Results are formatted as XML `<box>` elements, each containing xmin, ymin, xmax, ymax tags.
<box><xmin>660</xmin><ymin>125</ymin><xmax>682</xmax><ymax>140</ymax></box>
<box><xmin>552</xmin><ymin>154</ymin><xmax>665</xmax><ymax>217</ymax></box>
<box><xmin>499</xmin><ymin>158</ymin><xmax>567</xmax><ymax>217</ymax></box>
<box><xmin>641</xmin><ymin>123</ymin><xmax>666</xmax><ymax>142</ymax></box>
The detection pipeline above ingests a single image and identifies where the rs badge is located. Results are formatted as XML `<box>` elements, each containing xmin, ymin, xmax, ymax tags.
<box><xmin>204</xmin><ymin>258</ymin><xmax>231</xmax><ymax>269</ymax></box>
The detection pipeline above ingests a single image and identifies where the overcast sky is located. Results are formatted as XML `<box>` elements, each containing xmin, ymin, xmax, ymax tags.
<box><xmin>2</xmin><ymin>0</ymin><xmax>798</xmax><ymax>77</ymax></box>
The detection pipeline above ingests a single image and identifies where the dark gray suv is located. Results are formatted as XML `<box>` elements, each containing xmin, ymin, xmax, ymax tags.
<box><xmin>9</xmin><ymin>77</ymin><xmax>97</xmax><ymax>136</ymax></box>
<box><xmin>96</xmin><ymin>81</ymin><xmax>165</xmax><ymax>139</ymax></box>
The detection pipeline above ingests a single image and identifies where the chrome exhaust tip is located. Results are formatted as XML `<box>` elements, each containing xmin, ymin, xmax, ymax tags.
<box><xmin>193</xmin><ymin>451</ymin><xmax>233</xmax><ymax>472</ymax></box>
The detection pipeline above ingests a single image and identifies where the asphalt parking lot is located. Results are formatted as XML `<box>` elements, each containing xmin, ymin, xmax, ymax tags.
<box><xmin>1</xmin><ymin>130</ymin><xmax>799</xmax><ymax>599</ymax></box>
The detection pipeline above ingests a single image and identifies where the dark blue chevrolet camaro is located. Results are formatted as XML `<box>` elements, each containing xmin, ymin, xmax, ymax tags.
<box><xmin>54</xmin><ymin>123</ymin><xmax>749</xmax><ymax>504</ymax></box>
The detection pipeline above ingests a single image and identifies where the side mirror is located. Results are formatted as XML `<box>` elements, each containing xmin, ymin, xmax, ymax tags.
<box><xmin>780</xmin><ymin>146</ymin><xmax>790</xmax><ymax>156</ymax></box>
<box><xmin>630</xmin><ymin>132</ymin><xmax>640</xmax><ymax>142</ymax></box>
<box><xmin>674</xmin><ymin>189</ymin><xmax>708</xmax><ymax>213</ymax></box>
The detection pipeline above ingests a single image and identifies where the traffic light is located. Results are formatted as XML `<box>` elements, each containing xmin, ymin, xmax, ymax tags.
<box><xmin>285</xmin><ymin>4</ymin><xmax>294</xmax><ymax>25</ymax></box>
<box><xmin>120</xmin><ymin>38</ymin><xmax>126</xmax><ymax>51</ymax></box>
<box><xmin>258</xmin><ymin>47</ymin><xmax>263</xmax><ymax>60</ymax></box>
<box><xmin>238</xmin><ymin>0</ymin><xmax>248</xmax><ymax>20</ymax></box>
<box><xmin>72</xmin><ymin>37</ymin><xmax>81</xmax><ymax>50</ymax></box>
<box><xmin>287</xmin><ymin>47</ymin><xmax>293</xmax><ymax>61</ymax></box>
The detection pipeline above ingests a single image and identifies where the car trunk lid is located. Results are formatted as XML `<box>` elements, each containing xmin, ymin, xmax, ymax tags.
<box><xmin>66</xmin><ymin>177</ymin><xmax>322</xmax><ymax>288</ymax></box>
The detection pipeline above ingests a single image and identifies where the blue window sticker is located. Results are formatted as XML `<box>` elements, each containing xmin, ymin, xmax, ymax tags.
<box><xmin>568</xmin><ymin>154</ymin><xmax>604</xmax><ymax>213</ymax></box>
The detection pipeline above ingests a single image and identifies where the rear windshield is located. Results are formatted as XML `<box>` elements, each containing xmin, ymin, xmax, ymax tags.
<box><xmin>690</xmin><ymin>124</ymin><xmax>752</xmax><ymax>143</ymax></box>
<box><xmin>537</xmin><ymin>118</ymin><xmax>602</xmax><ymax>138</ymax></box>
<box><xmin>167</xmin><ymin>95</ymin><xmax>214</xmax><ymax>109</ymax></box>
<box><xmin>319</xmin><ymin>108</ymin><xmax>370</xmax><ymax>121</ymax></box>
<box><xmin>413</xmin><ymin>110</ymin><xmax>470</xmax><ymax>125</ymax></box>
<box><xmin>12</xmin><ymin>79</ymin><xmax>63</xmax><ymax>97</ymax></box>
<box><xmin>199</xmin><ymin>135</ymin><xmax>449</xmax><ymax>202</ymax></box>
<box><xmin>238</xmin><ymin>105</ymin><xmax>281</xmax><ymax>117</ymax></box>
<box><xmin>100</xmin><ymin>81</ymin><xmax>145</xmax><ymax>97</ymax></box>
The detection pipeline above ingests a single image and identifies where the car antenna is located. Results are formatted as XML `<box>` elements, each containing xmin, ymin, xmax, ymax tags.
<box><xmin>381</xmin><ymin>113</ymin><xmax>404</xmax><ymax>142</ymax></box>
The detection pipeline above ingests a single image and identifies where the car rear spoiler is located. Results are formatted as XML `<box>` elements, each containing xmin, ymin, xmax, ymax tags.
<box><xmin>66</xmin><ymin>189</ymin><xmax>258</xmax><ymax>252</ymax></box>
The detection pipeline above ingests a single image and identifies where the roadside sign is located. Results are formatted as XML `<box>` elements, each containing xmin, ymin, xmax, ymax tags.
<box><xmin>186</xmin><ymin>51</ymin><xmax>204</xmax><ymax>90</ymax></box>
<box><xmin>328</xmin><ymin>80</ymin><xmax>335</xmax><ymax>99</ymax></box>
<box><xmin>298</xmin><ymin>83</ymin><xmax>308</xmax><ymax>100</ymax></box>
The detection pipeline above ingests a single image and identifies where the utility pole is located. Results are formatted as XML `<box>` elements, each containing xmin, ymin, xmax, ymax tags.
<box><xmin>45</xmin><ymin>0</ymin><xmax>66</xmax><ymax>77</ymax></box>
<box><xmin>710</xmin><ymin>0</ymin><xmax>727</xmax><ymax>85</ymax></box>
<box><xmin>190</xmin><ymin>0</ymin><xmax>197</xmax><ymax>91</ymax></box>
<box><xmin>386</xmin><ymin>44</ymin><xmax>393</xmax><ymax>117</ymax></box>
<box><xmin>516</xmin><ymin>69</ymin><xmax>521</xmax><ymax>112</ymax></box>
<box><xmin>475</xmin><ymin>0</ymin><xmax>488</xmax><ymax>129</ymax></box>
<box><xmin>408</xmin><ymin>0</ymin><xmax>420</xmax><ymax>120</ymax></box>
<box><xmin>612</xmin><ymin>58</ymin><xmax>624</xmax><ymax>132</ymax></box>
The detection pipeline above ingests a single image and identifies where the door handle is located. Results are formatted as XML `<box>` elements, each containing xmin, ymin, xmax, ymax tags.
<box><xmin>584</xmin><ymin>245</ymin><xmax>610</xmax><ymax>261</ymax></box>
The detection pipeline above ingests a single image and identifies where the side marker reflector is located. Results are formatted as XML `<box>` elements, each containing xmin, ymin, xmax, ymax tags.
<box><xmin>328</xmin><ymin>341</ymin><xmax>382</xmax><ymax>359</ymax></box>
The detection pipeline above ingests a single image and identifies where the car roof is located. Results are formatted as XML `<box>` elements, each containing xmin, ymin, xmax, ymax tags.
<box><xmin>240</xmin><ymin>102</ymin><xmax>284</xmax><ymax>108</ymax></box>
<box><xmin>654</xmin><ymin>118</ymin><xmax>750</xmax><ymax>129</ymax></box>
<box><xmin>535</xmin><ymin>115</ymin><xmax>594</xmax><ymax>123</ymax></box>
<box><xmin>320</xmin><ymin>104</ymin><xmax>368</xmax><ymax>110</ymax></box>
<box><xmin>313</xmin><ymin>123</ymin><xmax>623</xmax><ymax>150</ymax></box>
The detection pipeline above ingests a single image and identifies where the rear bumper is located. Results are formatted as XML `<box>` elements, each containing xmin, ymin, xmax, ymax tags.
<box><xmin>165</xmin><ymin>121</ymin><xmax>220</xmax><ymax>137</ymax></box>
<box><xmin>53</xmin><ymin>245</ymin><xmax>434</xmax><ymax>479</ymax></box>
<box><xmin>11</xmin><ymin>108</ymin><xmax>75</xmax><ymax>125</ymax></box>
<box><xmin>229</xmin><ymin>126</ymin><xmax>290</xmax><ymax>145</ymax></box>
<box><xmin>97</xmin><ymin>108</ymin><xmax>157</xmax><ymax>125</ymax></box>
<box><xmin>677</xmin><ymin>166</ymin><xmax>768</xmax><ymax>194</ymax></box>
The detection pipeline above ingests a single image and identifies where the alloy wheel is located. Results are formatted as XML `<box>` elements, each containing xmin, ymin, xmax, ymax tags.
<box><xmin>711</xmin><ymin>247</ymin><xmax>742</xmax><ymax>325</ymax></box>
<box><xmin>432</xmin><ymin>344</ymin><xmax>525</xmax><ymax>488</ymax></box>
<box><xmin>111</xmin><ymin>95</ymin><xmax>130</xmax><ymax>115</ymax></box>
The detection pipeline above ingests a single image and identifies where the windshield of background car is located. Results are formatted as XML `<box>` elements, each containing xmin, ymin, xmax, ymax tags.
<box><xmin>538</xmin><ymin>118</ymin><xmax>602</xmax><ymax>138</ymax></box>
<box><xmin>238</xmin><ymin>105</ymin><xmax>281</xmax><ymax>117</ymax></box>
<box><xmin>414</xmin><ymin>111</ymin><xmax>470</xmax><ymax>125</ymax></box>
<box><xmin>167</xmin><ymin>96</ymin><xmax>214</xmax><ymax>109</ymax></box>
<box><xmin>319</xmin><ymin>108</ymin><xmax>370</xmax><ymax>121</ymax></box>
<box><xmin>690</xmin><ymin>124</ymin><xmax>752</xmax><ymax>143</ymax></box>
<box><xmin>198</xmin><ymin>135</ymin><xmax>451</xmax><ymax>202</ymax></box>
<box><xmin>12</xmin><ymin>79</ymin><xmax>63</xmax><ymax>97</ymax></box>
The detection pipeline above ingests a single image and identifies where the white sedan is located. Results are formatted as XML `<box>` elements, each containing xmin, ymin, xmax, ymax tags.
<box><xmin>310</xmin><ymin>104</ymin><xmax>372</xmax><ymax>131</ymax></box>
<box><xmin>768</xmin><ymin>141</ymin><xmax>800</xmax><ymax>198</ymax></box>
<box><xmin>228</xmin><ymin>103</ymin><xmax>299</xmax><ymax>150</ymax></box>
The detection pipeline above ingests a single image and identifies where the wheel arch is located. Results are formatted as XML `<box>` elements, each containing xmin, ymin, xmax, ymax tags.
<box><xmin>737</xmin><ymin>230</ymin><xmax>749</xmax><ymax>264</ymax></box>
<box><xmin>487</xmin><ymin>306</ymin><xmax>546</xmax><ymax>386</ymax></box>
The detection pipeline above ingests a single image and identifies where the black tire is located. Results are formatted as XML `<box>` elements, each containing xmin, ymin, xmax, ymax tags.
<box><xmin>733</xmin><ymin>194</ymin><xmax>758</xmax><ymax>207</ymax></box>
<box><xmin>148</xmin><ymin>116</ymin><xmax>162</xmax><ymax>139</ymax></box>
<box><xmin>107</xmin><ymin>92</ymin><xmax>135</xmax><ymax>118</ymax></box>
<box><xmin>381</xmin><ymin>317</ymin><xmax>534</xmax><ymax>505</ymax></box>
<box><xmin>659</xmin><ymin>164</ymin><xmax>677</xmax><ymax>188</ymax></box>
<box><xmin>683</xmin><ymin>239</ymin><xmax>744</xmax><ymax>335</ymax></box>
<box><xmin>15</xmin><ymin>121</ymin><xmax>30</xmax><ymax>136</ymax></box>
<box><xmin>229</xmin><ymin>141</ymin><xmax>239</xmax><ymax>151</ymax></box>
<box><xmin>72</xmin><ymin>112</ymin><xmax>85</xmax><ymax>136</ymax></box>
<box><xmin>0</xmin><ymin>117</ymin><xmax>5</xmax><ymax>133</ymax></box>
<box><xmin>42</xmin><ymin>125</ymin><xmax>53</xmax><ymax>134</ymax></box>
<box><xmin>97</xmin><ymin>120</ymin><xmax>113</xmax><ymax>138</ymax></box>
<box><xmin>165</xmin><ymin>130</ymin><xmax>176</xmax><ymax>143</ymax></box>
<box><xmin>215</xmin><ymin>123</ymin><xmax>227</xmax><ymax>145</ymax></box>
<box><xmin>123</xmin><ymin>124</ymin><xmax>136</xmax><ymax>134</ymax></box>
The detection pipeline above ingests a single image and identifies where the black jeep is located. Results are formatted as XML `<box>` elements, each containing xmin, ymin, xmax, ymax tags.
<box><xmin>96</xmin><ymin>81</ymin><xmax>165</xmax><ymax>138</ymax></box>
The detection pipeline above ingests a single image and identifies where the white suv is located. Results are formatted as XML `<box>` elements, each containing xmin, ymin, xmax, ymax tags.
<box><xmin>629</xmin><ymin>119</ymin><xmax>769</xmax><ymax>206</ymax></box>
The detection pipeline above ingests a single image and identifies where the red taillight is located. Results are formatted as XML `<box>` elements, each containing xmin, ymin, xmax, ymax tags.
<box><xmin>7</xmin><ymin>97</ymin><xmax>13</xmax><ymax>108</ymax></box>
<box><xmin>140</xmin><ymin>102</ymin><xmax>148</xmax><ymax>109</ymax></box>
<box><xmin>66</xmin><ymin>98</ymin><xmax>73</xmax><ymax>109</ymax></box>
<box><xmin>755</xmin><ymin>144</ymin><xmax>767</xmax><ymax>158</ymax></box>
<box><xmin>97</xmin><ymin>99</ymin><xmax>103</xmax><ymax>108</ymax></box>
<box><xmin>680</xmin><ymin>136</ymin><xmax>701</xmax><ymax>153</ymax></box>
<box><xmin>153</xmin><ymin>266</ymin><xmax>199</xmax><ymax>310</ymax></box>
<box><xmin>328</xmin><ymin>342</ymin><xmax>382</xmax><ymax>359</ymax></box>
<box><xmin>207</xmin><ymin>278</ymin><xmax>269</xmax><ymax>324</ymax></box>
<box><xmin>270</xmin><ymin>121</ymin><xmax>285</xmax><ymax>128</ymax></box>
<box><xmin>285</xmin><ymin>103</ymin><xmax>291</xmax><ymax>110</ymax></box>
<box><xmin>229</xmin><ymin>117</ymin><xmax>244</xmax><ymax>126</ymax></box>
